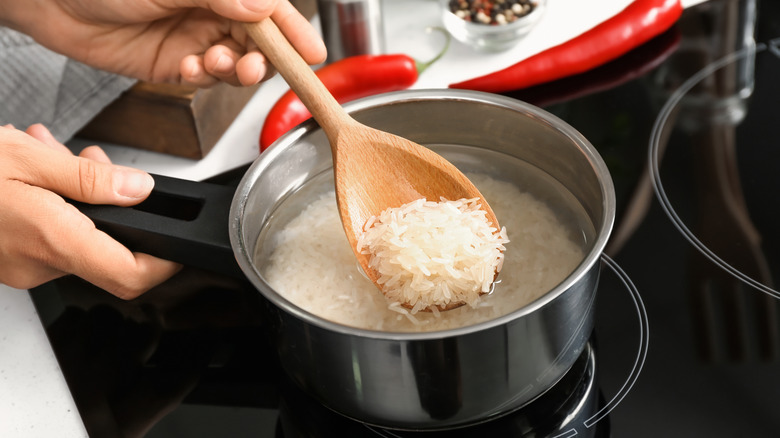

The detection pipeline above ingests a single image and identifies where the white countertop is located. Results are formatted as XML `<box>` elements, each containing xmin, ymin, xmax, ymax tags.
<box><xmin>0</xmin><ymin>0</ymin><xmax>706</xmax><ymax>435</ymax></box>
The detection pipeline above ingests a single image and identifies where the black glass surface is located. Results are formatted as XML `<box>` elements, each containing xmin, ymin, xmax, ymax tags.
<box><xmin>30</xmin><ymin>0</ymin><xmax>780</xmax><ymax>436</ymax></box>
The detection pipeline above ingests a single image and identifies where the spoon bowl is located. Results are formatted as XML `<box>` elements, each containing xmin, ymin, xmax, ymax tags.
<box><xmin>244</xmin><ymin>19</ymin><xmax>499</xmax><ymax>309</ymax></box>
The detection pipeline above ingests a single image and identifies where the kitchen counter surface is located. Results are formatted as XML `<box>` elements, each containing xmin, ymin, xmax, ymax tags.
<box><xmin>0</xmin><ymin>0</ymin><xmax>707</xmax><ymax>436</ymax></box>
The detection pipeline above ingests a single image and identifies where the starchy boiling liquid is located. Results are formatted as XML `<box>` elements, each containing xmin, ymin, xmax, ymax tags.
<box><xmin>254</xmin><ymin>145</ymin><xmax>595</xmax><ymax>332</ymax></box>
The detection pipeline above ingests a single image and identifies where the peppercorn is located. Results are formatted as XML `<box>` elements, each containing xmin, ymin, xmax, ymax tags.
<box><xmin>448</xmin><ymin>0</ymin><xmax>538</xmax><ymax>25</ymax></box>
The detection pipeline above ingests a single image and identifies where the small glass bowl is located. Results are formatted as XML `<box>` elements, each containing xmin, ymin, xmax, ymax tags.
<box><xmin>440</xmin><ymin>0</ymin><xmax>547</xmax><ymax>52</ymax></box>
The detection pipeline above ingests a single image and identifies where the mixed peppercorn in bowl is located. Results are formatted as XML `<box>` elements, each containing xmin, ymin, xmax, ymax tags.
<box><xmin>441</xmin><ymin>0</ymin><xmax>546</xmax><ymax>51</ymax></box>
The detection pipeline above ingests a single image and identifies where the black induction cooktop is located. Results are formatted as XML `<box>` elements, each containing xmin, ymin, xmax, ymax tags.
<box><xmin>31</xmin><ymin>0</ymin><xmax>780</xmax><ymax>436</ymax></box>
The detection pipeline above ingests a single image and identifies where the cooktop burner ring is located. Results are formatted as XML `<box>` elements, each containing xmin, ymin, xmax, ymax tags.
<box><xmin>583</xmin><ymin>255</ymin><xmax>649</xmax><ymax>430</ymax></box>
<box><xmin>649</xmin><ymin>41</ymin><xmax>778</xmax><ymax>299</ymax></box>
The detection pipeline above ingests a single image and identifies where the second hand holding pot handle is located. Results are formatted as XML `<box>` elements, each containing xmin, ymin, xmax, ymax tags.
<box><xmin>70</xmin><ymin>174</ymin><xmax>242</xmax><ymax>278</ymax></box>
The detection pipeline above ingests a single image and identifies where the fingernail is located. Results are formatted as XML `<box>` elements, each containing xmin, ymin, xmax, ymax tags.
<box><xmin>213</xmin><ymin>54</ymin><xmax>233</xmax><ymax>74</ymax></box>
<box><xmin>114</xmin><ymin>170</ymin><xmax>154</xmax><ymax>199</ymax></box>
<box><xmin>240</xmin><ymin>0</ymin><xmax>267</xmax><ymax>13</ymax></box>
<box><xmin>181</xmin><ymin>55</ymin><xmax>205</xmax><ymax>83</ymax></box>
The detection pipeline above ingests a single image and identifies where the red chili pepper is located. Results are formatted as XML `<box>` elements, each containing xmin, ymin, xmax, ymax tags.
<box><xmin>260</xmin><ymin>31</ymin><xmax>449</xmax><ymax>151</ymax></box>
<box><xmin>449</xmin><ymin>0</ymin><xmax>683</xmax><ymax>93</ymax></box>
<box><xmin>513</xmin><ymin>26</ymin><xmax>680</xmax><ymax>108</ymax></box>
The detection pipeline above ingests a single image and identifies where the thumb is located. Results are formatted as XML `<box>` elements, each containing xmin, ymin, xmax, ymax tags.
<box><xmin>20</xmin><ymin>124</ymin><xmax>154</xmax><ymax>206</ymax></box>
<box><xmin>12</xmin><ymin>139</ymin><xmax>155</xmax><ymax>207</ymax></box>
<box><xmin>57</xmin><ymin>158</ymin><xmax>155</xmax><ymax>206</ymax></box>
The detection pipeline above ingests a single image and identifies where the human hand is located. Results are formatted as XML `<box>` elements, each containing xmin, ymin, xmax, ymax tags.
<box><xmin>0</xmin><ymin>124</ymin><xmax>181</xmax><ymax>299</ymax></box>
<box><xmin>0</xmin><ymin>0</ymin><xmax>326</xmax><ymax>87</ymax></box>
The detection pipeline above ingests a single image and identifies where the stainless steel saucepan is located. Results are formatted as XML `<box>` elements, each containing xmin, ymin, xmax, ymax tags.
<box><xmin>78</xmin><ymin>89</ymin><xmax>615</xmax><ymax>430</ymax></box>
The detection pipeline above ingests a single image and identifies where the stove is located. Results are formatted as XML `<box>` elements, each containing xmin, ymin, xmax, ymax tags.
<box><xmin>30</xmin><ymin>0</ymin><xmax>780</xmax><ymax>436</ymax></box>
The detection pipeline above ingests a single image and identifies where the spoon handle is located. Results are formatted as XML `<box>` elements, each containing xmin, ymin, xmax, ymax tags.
<box><xmin>244</xmin><ymin>19</ymin><xmax>350</xmax><ymax>142</ymax></box>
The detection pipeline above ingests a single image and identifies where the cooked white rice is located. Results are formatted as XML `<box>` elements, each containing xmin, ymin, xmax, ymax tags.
<box><xmin>356</xmin><ymin>197</ymin><xmax>509</xmax><ymax>312</ymax></box>
<box><xmin>263</xmin><ymin>173</ymin><xmax>584</xmax><ymax>332</ymax></box>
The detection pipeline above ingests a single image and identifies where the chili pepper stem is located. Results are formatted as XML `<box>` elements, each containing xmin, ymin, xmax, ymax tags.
<box><xmin>415</xmin><ymin>27</ymin><xmax>452</xmax><ymax>75</ymax></box>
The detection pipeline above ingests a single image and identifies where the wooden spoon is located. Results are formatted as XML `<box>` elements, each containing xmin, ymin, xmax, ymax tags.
<box><xmin>244</xmin><ymin>19</ymin><xmax>499</xmax><ymax>310</ymax></box>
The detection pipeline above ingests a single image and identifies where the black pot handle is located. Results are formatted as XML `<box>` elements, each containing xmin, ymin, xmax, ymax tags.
<box><xmin>68</xmin><ymin>174</ymin><xmax>244</xmax><ymax>278</ymax></box>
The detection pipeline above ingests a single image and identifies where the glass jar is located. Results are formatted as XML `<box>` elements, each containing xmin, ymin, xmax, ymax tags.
<box><xmin>440</xmin><ymin>0</ymin><xmax>547</xmax><ymax>52</ymax></box>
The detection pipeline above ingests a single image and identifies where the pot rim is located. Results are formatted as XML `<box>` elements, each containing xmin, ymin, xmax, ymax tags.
<box><xmin>230</xmin><ymin>89</ymin><xmax>616</xmax><ymax>341</ymax></box>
